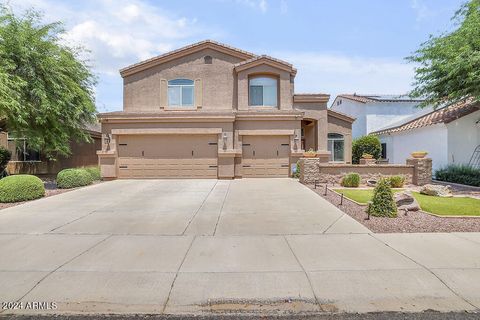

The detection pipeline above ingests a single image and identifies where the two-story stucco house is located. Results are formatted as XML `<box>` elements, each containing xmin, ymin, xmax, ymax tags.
<box><xmin>97</xmin><ymin>40</ymin><xmax>354</xmax><ymax>179</ymax></box>
<box><xmin>330</xmin><ymin>94</ymin><xmax>427</xmax><ymax>139</ymax></box>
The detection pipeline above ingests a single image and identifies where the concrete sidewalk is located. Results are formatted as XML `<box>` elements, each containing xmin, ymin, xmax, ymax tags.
<box><xmin>0</xmin><ymin>180</ymin><xmax>479</xmax><ymax>316</ymax></box>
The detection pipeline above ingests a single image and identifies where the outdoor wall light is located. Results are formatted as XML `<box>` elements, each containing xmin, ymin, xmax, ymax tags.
<box><xmin>104</xmin><ymin>134</ymin><xmax>111</xmax><ymax>151</ymax></box>
<box><xmin>222</xmin><ymin>132</ymin><xmax>228</xmax><ymax>150</ymax></box>
<box><xmin>294</xmin><ymin>134</ymin><xmax>300</xmax><ymax>150</ymax></box>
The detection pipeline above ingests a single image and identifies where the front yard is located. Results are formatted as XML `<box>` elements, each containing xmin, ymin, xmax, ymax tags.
<box><xmin>308</xmin><ymin>183</ymin><xmax>480</xmax><ymax>233</ymax></box>
<box><xmin>333</xmin><ymin>188</ymin><xmax>480</xmax><ymax>216</ymax></box>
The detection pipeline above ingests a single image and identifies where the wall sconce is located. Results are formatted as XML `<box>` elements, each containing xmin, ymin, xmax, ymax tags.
<box><xmin>222</xmin><ymin>132</ymin><xmax>228</xmax><ymax>150</ymax></box>
<box><xmin>104</xmin><ymin>134</ymin><xmax>111</xmax><ymax>151</ymax></box>
<box><xmin>293</xmin><ymin>133</ymin><xmax>300</xmax><ymax>151</ymax></box>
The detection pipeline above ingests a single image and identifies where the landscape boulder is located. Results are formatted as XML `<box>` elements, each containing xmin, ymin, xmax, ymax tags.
<box><xmin>419</xmin><ymin>184</ymin><xmax>452</xmax><ymax>197</ymax></box>
<box><xmin>394</xmin><ymin>191</ymin><xmax>420</xmax><ymax>212</ymax></box>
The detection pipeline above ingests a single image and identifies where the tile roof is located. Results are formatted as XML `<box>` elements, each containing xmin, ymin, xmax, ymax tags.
<box><xmin>327</xmin><ymin>109</ymin><xmax>356</xmax><ymax>123</ymax></box>
<box><xmin>120</xmin><ymin>40</ymin><xmax>257</xmax><ymax>76</ymax></box>
<box><xmin>336</xmin><ymin>94</ymin><xmax>425</xmax><ymax>104</ymax></box>
<box><xmin>371</xmin><ymin>98</ymin><xmax>479</xmax><ymax>135</ymax></box>
<box><xmin>234</xmin><ymin>54</ymin><xmax>293</xmax><ymax>68</ymax></box>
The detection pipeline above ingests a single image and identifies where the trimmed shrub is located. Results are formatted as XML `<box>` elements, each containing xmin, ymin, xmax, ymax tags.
<box><xmin>389</xmin><ymin>175</ymin><xmax>405</xmax><ymax>188</ymax></box>
<box><xmin>292</xmin><ymin>161</ymin><xmax>300</xmax><ymax>179</ymax></box>
<box><xmin>369</xmin><ymin>178</ymin><xmax>397</xmax><ymax>217</ymax></box>
<box><xmin>84</xmin><ymin>166</ymin><xmax>101</xmax><ymax>181</ymax></box>
<box><xmin>0</xmin><ymin>175</ymin><xmax>45</xmax><ymax>202</ymax></box>
<box><xmin>56</xmin><ymin>168</ymin><xmax>93</xmax><ymax>189</ymax></box>
<box><xmin>435</xmin><ymin>165</ymin><xmax>480</xmax><ymax>187</ymax></box>
<box><xmin>352</xmin><ymin>135</ymin><xmax>382</xmax><ymax>164</ymax></box>
<box><xmin>0</xmin><ymin>146</ymin><xmax>11</xmax><ymax>172</ymax></box>
<box><xmin>341</xmin><ymin>172</ymin><xmax>360</xmax><ymax>187</ymax></box>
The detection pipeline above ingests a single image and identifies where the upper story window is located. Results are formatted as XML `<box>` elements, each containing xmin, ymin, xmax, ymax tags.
<box><xmin>168</xmin><ymin>79</ymin><xmax>194</xmax><ymax>107</ymax></box>
<box><xmin>249</xmin><ymin>76</ymin><xmax>278</xmax><ymax>107</ymax></box>
<box><xmin>328</xmin><ymin>133</ymin><xmax>344</xmax><ymax>162</ymax></box>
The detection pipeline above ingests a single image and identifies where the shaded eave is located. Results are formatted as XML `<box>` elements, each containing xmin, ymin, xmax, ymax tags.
<box><xmin>371</xmin><ymin>99</ymin><xmax>480</xmax><ymax>135</ymax></box>
<box><xmin>294</xmin><ymin>93</ymin><xmax>330</xmax><ymax>104</ymax></box>
<box><xmin>327</xmin><ymin>109</ymin><xmax>356</xmax><ymax>123</ymax></box>
<box><xmin>120</xmin><ymin>40</ymin><xmax>256</xmax><ymax>78</ymax></box>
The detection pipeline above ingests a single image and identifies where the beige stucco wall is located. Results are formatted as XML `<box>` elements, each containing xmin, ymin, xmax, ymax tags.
<box><xmin>327</xmin><ymin>115</ymin><xmax>353</xmax><ymax>164</ymax></box>
<box><xmin>237</xmin><ymin>65</ymin><xmax>293</xmax><ymax>111</ymax></box>
<box><xmin>123</xmin><ymin>48</ymin><xmax>244</xmax><ymax>112</ymax></box>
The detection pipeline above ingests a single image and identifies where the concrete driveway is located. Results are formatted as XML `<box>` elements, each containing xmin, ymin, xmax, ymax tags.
<box><xmin>0</xmin><ymin>179</ymin><xmax>479</xmax><ymax>316</ymax></box>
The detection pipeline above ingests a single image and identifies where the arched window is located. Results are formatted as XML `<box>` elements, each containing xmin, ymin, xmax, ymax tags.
<box><xmin>249</xmin><ymin>76</ymin><xmax>278</xmax><ymax>107</ymax></box>
<box><xmin>204</xmin><ymin>55</ymin><xmax>212</xmax><ymax>64</ymax></box>
<box><xmin>168</xmin><ymin>79</ymin><xmax>194</xmax><ymax>107</ymax></box>
<box><xmin>328</xmin><ymin>133</ymin><xmax>344</xmax><ymax>162</ymax></box>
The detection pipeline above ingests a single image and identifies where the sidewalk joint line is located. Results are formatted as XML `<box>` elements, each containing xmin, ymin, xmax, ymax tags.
<box><xmin>15</xmin><ymin>234</ymin><xmax>113</xmax><ymax>303</ymax></box>
<box><xmin>322</xmin><ymin>213</ymin><xmax>346</xmax><ymax>234</ymax></box>
<box><xmin>182</xmin><ymin>181</ymin><xmax>219</xmax><ymax>235</ymax></box>
<box><xmin>162</xmin><ymin>235</ymin><xmax>196</xmax><ymax>313</ymax></box>
<box><xmin>212</xmin><ymin>181</ymin><xmax>231</xmax><ymax>236</ymax></box>
<box><xmin>283</xmin><ymin>236</ymin><xmax>322</xmax><ymax>311</ymax></box>
<box><xmin>368</xmin><ymin>233</ymin><xmax>479</xmax><ymax>310</ymax></box>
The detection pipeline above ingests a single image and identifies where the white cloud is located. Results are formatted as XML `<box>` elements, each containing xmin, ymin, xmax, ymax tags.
<box><xmin>410</xmin><ymin>0</ymin><xmax>431</xmax><ymax>22</ymax></box>
<box><xmin>8</xmin><ymin>0</ymin><xmax>214</xmax><ymax>110</ymax></box>
<box><xmin>277</xmin><ymin>52</ymin><xmax>415</xmax><ymax>102</ymax></box>
<box><xmin>235</xmin><ymin>0</ymin><xmax>268</xmax><ymax>13</ymax></box>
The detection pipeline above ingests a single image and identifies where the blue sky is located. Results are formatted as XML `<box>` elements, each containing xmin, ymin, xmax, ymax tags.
<box><xmin>11</xmin><ymin>0</ymin><xmax>464</xmax><ymax>112</ymax></box>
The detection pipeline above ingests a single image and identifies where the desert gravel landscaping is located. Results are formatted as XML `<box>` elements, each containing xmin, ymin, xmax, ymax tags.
<box><xmin>309</xmin><ymin>183</ymin><xmax>480</xmax><ymax>233</ymax></box>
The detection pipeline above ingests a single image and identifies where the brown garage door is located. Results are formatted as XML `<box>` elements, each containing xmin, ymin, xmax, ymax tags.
<box><xmin>241</xmin><ymin>135</ymin><xmax>290</xmax><ymax>177</ymax></box>
<box><xmin>117</xmin><ymin>135</ymin><xmax>218</xmax><ymax>178</ymax></box>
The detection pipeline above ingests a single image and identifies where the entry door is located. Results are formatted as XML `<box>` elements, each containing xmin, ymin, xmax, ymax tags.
<box><xmin>117</xmin><ymin>135</ymin><xmax>218</xmax><ymax>178</ymax></box>
<box><xmin>241</xmin><ymin>135</ymin><xmax>290</xmax><ymax>177</ymax></box>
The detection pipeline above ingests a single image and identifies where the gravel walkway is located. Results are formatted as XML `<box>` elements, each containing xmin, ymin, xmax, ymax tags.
<box><xmin>308</xmin><ymin>183</ymin><xmax>480</xmax><ymax>233</ymax></box>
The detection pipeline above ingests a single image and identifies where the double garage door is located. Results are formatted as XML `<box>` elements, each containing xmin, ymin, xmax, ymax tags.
<box><xmin>117</xmin><ymin>135</ymin><xmax>218</xmax><ymax>178</ymax></box>
<box><xmin>116</xmin><ymin>134</ymin><xmax>291</xmax><ymax>178</ymax></box>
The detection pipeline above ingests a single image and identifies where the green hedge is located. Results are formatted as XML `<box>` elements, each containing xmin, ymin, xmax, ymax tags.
<box><xmin>352</xmin><ymin>135</ymin><xmax>382</xmax><ymax>164</ymax></box>
<box><xmin>341</xmin><ymin>172</ymin><xmax>360</xmax><ymax>187</ymax></box>
<box><xmin>56</xmin><ymin>168</ymin><xmax>93</xmax><ymax>189</ymax></box>
<box><xmin>435</xmin><ymin>165</ymin><xmax>480</xmax><ymax>187</ymax></box>
<box><xmin>83</xmin><ymin>166</ymin><xmax>101</xmax><ymax>181</ymax></box>
<box><xmin>0</xmin><ymin>175</ymin><xmax>45</xmax><ymax>202</ymax></box>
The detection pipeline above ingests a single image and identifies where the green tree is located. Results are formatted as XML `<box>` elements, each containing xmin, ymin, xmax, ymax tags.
<box><xmin>407</xmin><ymin>0</ymin><xmax>480</xmax><ymax>108</ymax></box>
<box><xmin>352</xmin><ymin>135</ymin><xmax>382</xmax><ymax>164</ymax></box>
<box><xmin>368</xmin><ymin>178</ymin><xmax>397</xmax><ymax>218</ymax></box>
<box><xmin>0</xmin><ymin>6</ymin><xmax>97</xmax><ymax>159</ymax></box>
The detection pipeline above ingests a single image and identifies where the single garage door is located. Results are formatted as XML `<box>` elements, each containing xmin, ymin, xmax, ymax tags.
<box><xmin>117</xmin><ymin>135</ymin><xmax>218</xmax><ymax>178</ymax></box>
<box><xmin>241</xmin><ymin>135</ymin><xmax>290</xmax><ymax>177</ymax></box>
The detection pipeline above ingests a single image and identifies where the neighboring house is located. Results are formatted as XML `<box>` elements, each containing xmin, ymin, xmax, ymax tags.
<box><xmin>330</xmin><ymin>94</ymin><xmax>427</xmax><ymax>139</ymax></box>
<box><xmin>0</xmin><ymin>123</ymin><xmax>102</xmax><ymax>175</ymax></box>
<box><xmin>371</xmin><ymin>99</ymin><xmax>480</xmax><ymax>173</ymax></box>
<box><xmin>97</xmin><ymin>40</ymin><xmax>355</xmax><ymax>179</ymax></box>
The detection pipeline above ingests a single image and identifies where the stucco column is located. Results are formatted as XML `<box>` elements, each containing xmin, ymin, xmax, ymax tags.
<box><xmin>316</xmin><ymin>110</ymin><xmax>328</xmax><ymax>152</ymax></box>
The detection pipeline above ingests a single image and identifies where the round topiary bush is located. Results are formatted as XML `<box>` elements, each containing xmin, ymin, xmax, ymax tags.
<box><xmin>56</xmin><ymin>168</ymin><xmax>93</xmax><ymax>189</ymax></box>
<box><xmin>83</xmin><ymin>166</ymin><xmax>101</xmax><ymax>181</ymax></box>
<box><xmin>352</xmin><ymin>135</ymin><xmax>382</xmax><ymax>164</ymax></box>
<box><xmin>0</xmin><ymin>175</ymin><xmax>45</xmax><ymax>202</ymax></box>
<box><xmin>341</xmin><ymin>172</ymin><xmax>360</xmax><ymax>187</ymax></box>
<box><xmin>368</xmin><ymin>178</ymin><xmax>397</xmax><ymax>218</ymax></box>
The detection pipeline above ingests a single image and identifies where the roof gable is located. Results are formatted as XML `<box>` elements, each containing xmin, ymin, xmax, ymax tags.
<box><xmin>120</xmin><ymin>40</ymin><xmax>256</xmax><ymax>77</ymax></box>
<box><xmin>335</xmin><ymin>94</ymin><xmax>425</xmax><ymax>104</ymax></box>
<box><xmin>234</xmin><ymin>55</ymin><xmax>296</xmax><ymax>74</ymax></box>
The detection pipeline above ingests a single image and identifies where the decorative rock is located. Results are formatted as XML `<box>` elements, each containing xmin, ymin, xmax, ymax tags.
<box><xmin>419</xmin><ymin>184</ymin><xmax>453</xmax><ymax>197</ymax></box>
<box><xmin>367</xmin><ymin>179</ymin><xmax>377</xmax><ymax>187</ymax></box>
<box><xmin>394</xmin><ymin>191</ymin><xmax>420</xmax><ymax>211</ymax></box>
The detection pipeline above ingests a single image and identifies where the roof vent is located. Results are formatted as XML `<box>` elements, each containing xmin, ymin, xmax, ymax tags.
<box><xmin>204</xmin><ymin>55</ymin><xmax>212</xmax><ymax>64</ymax></box>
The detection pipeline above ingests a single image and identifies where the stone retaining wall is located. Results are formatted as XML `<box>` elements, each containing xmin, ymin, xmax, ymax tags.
<box><xmin>298</xmin><ymin>157</ymin><xmax>432</xmax><ymax>186</ymax></box>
